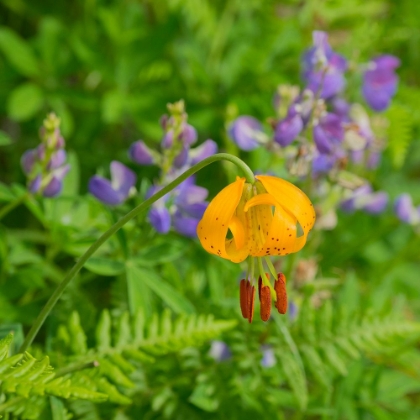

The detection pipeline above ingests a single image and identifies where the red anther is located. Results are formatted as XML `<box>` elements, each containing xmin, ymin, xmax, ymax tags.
<box><xmin>248</xmin><ymin>285</ymin><xmax>255</xmax><ymax>323</ymax></box>
<box><xmin>260</xmin><ymin>285</ymin><xmax>271</xmax><ymax>321</ymax></box>
<box><xmin>274</xmin><ymin>273</ymin><xmax>288</xmax><ymax>315</ymax></box>
<box><xmin>240</xmin><ymin>279</ymin><xmax>249</xmax><ymax>319</ymax></box>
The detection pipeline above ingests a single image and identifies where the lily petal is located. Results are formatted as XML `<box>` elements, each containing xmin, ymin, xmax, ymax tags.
<box><xmin>256</xmin><ymin>175</ymin><xmax>316</xmax><ymax>236</ymax></box>
<box><xmin>197</xmin><ymin>177</ymin><xmax>249</xmax><ymax>262</ymax></box>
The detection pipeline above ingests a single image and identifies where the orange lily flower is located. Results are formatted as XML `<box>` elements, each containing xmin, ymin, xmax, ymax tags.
<box><xmin>197</xmin><ymin>175</ymin><xmax>315</xmax><ymax>322</ymax></box>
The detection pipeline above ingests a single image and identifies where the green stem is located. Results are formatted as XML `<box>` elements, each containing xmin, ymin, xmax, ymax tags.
<box><xmin>54</xmin><ymin>360</ymin><xmax>99</xmax><ymax>378</ymax></box>
<box><xmin>0</xmin><ymin>192</ymin><xmax>30</xmax><ymax>222</ymax></box>
<box><xmin>19</xmin><ymin>154</ymin><xmax>254</xmax><ymax>353</ymax></box>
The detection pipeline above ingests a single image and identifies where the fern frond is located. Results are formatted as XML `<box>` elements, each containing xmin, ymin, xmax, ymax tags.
<box><xmin>50</xmin><ymin>309</ymin><xmax>237</xmax><ymax>407</ymax></box>
<box><xmin>385</xmin><ymin>103</ymin><xmax>414</xmax><ymax>169</ymax></box>
<box><xmin>0</xmin><ymin>333</ymin><xmax>108</xmax><ymax>419</ymax></box>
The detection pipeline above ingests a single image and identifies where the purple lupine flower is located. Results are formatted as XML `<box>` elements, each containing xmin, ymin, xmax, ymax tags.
<box><xmin>303</xmin><ymin>31</ymin><xmax>347</xmax><ymax>99</ymax></box>
<box><xmin>228</xmin><ymin>116</ymin><xmax>264</xmax><ymax>151</ymax></box>
<box><xmin>179</xmin><ymin>123</ymin><xmax>198</xmax><ymax>146</ymax></box>
<box><xmin>129</xmin><ymin>140</ymin><xmax>156</xmax><ymax>165</ymax></box>
<box><xmin>43</xmin><ymin>164</ymin><xmax>70</xmax><ymax>198</ymax></box>
<box><xmin>260</xmin><ymin>345</ymin><xmax>276</xmax><ymax>368</ymax></box>
<box><xmin>21</xmin><ymin>149</ymin><xmax>37</xmax><ymax>174</ymax></box>
<box><xmin>362</xmin><ymin>55</ymin><xmax>400</xmax><ymax>112</ymax></box>
<box><xmin>209</xmin><ymin>340</ymin><xmax>231</xmax><ymax>362</ymax></box>
<box><xmin>172</xmin><ymin>177</ymin><xmax>208</xmax><ymax>237</ymax></box>
<box><xmin>173</xmin><ymin>146</ymin><xmax>189</xmax><ymax>169</ymax></box>
<box><xmin>331</xmin><ymin>97</ymin><xmax>350</xmax><ymax>119</ymax></box>
<box><xmin>29</xmin><ymin>175</ymin><xmax>42</xmax><ymax>194</ymax></box>
<box><xmin>363</xmin><ymin>192</ymin><xmax>388</xmax><ymax>214</ymax></box>
<box><xmin>147</xmin><ymin>176</ymin><xmax>208</xmax><ymax>238</ymax></box>
<box><xmin>21</xmin><ymin>113</ymin><xmax>70</xmax><ymax>198</ymax></box>
<box><xmin>89</xmin><ymin>161</ymin><xmax>136</xmax><ymax>206</ymax></box>
<box><xmin>47</xmin><ymin>149</ymin><xmax>67</xmax><ymax>170</ymax></box>
<box><xmin>161</xmin><ymin>123</ymin><xmax>197</xmax><ymax>149</ymax></box>
<box><xmin>312</xmin><ymin>152</ymin><xmax>336</xmax><ymax>176</ymax></box>
<box><xmin>189</xmin><ymin>140</ymin><xmax>218</xmax><ymax>165</ymax></box>
<box><xmin>149</xmin><ymin>206</ymin><xmax>171</xmax><ymax>233</ymax></box>
<box><xmin>274</xmin><ymin>106</ymin><xmax>303</xmax><ymax>147</ymax></box>
<box><xmin>394</xmin><ymin>194</ymin><xmax>420</xmax><ymax>225</ymax></box>
<box><xmin>341</xmin><ymin>184</ymin><xmax>388</xmax><ymax>214</ymax></box>
<box><xmin>288</xmin><ymin>301</ymin><xmax>298</xmax><ymax>322</ymax></box>
<box><xmin>313</xmin><ymin>113</ymin><xmax>344</xmax><ymax>154</ymax></box>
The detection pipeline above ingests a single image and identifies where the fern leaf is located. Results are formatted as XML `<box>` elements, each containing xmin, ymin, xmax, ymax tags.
<box><xmin>385</xmin><ymin>103</ymin><xmax>414</xmax><ymax>169</ymax></box>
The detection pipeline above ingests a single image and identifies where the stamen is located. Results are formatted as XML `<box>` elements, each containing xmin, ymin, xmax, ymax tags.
<box><xmin>274</xmin><ymin>273</ymin><xmax>288</xmax><ymax>314</ymax></box>
<box><xmin>248</xmin><ymin>284</ymin><xmax>255</xmax><ymax>323</ymax></box>
<box><xmin>258</xmin><ymin>272</ymin><xmax>269</xmax><ymax>302</ymax></box>
<box><xmin>260</xmin><ymin>285</ymin><xmax>271</xmax><ymax>321</ymax></box>
<box><xmin>239</xmin><ymin>279</ymin><xmax>249</xmax><ymax>319</ymax></box>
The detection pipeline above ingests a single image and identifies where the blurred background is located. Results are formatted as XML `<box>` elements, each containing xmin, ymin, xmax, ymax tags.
<box><xmin>1</xmin><ymin>0</ymin><xmax>420</xmax><ymax>419</ymax></box>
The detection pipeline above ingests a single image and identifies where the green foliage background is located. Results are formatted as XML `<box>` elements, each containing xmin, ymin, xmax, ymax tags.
<box><xmin>0</xmin><ymin>0</ymin><xmax>420</xmax><ymax>419</ymax></box>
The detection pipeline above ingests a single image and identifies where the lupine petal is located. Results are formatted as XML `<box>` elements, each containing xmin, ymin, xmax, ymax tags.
<box><xmin>129</xmin><ymin>140</ymin><xmax>155</xmax><ymax>165</ymax></box>
<box><xmin>110</xmin><ymin>161</ymin><xmax>136</xmax><ymax>197</ymax></box>
<box><xmin>363</xmin><ymin>192</ymin><xmax>388</xmax><ymax>214</ymax></box>
<box><xmin>173</xmin><ymin>211</ymin><xmax>200</xmax><ymax>237</ymax></box>
<box><xmin>29</xmin><ymin>175</ymin><xmax>42</xmax><ymax>193</ymax></box>
<box><xmin>274</xmin><ymin>114</ymin><xmax>303</xmax><ymax>147</ymax></box>
<box><xmin>181</xmin><ymin>202</ymin><xmax>208</xmax><ymax>219</ymax></box>
<box><xmin>21</xmin><ymin>149</ymin><xmax>37</xmax><ymax>174</ymax></box>
<box><xmin>176</xmin><ymin>184</ymin><xmax>208</xmax><ymax>205</ymax></box>
<box><xmin>43</xmin><ymin>177</ymin><xmax>63</xmax><ymax>197</ymax></box>
<box><xmin>394</xmin><ymin>194</ymin><xmax>412</xmax><ymax>223</ymax></box>
<box><xmin>47</xmin><ymin>149</ymin><xmax>67</xmax><ymax>170</ymax></box>
<box><xmin>149</xmin><ymin>206</ymin><xmax>171</xmax><ymax>233</ymax></box>
<box><xmin>173</xmin><ymin>146</ymin><xmax>189</xmax><ymax>168</ymax></box>
<box><xmin>89</xmin><ymin>176</ymin><xmax>123</xmax><ymax>205</ymax></box>
<box><xmin>189</xmin><ymin>140</ymin><xmax>218</xmax><ymax>165</ymax></box>
<box><xmin>180</xmin><ymin>123</ymin><xmax>198</xmax><ymax>146</ymax></box>
<box><xmin>228</xmin><ymin>116</ymin><xmax>262</xmax><ymax>151</ymax></box>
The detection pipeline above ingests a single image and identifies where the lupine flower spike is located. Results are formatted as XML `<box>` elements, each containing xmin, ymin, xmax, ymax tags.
<box><xmin>21</xmin><ymin>113</ymin><xmax>70</xmax><ymax>197</ymax></box>
<box><xmin>197</xmin><ymin>175</ymin><xmax>315</xmax><ymax>322</ymax></box>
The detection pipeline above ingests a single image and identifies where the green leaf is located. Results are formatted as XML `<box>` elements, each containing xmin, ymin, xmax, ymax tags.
<box><xmin>96</xmin><ymin>310</ymin><xmax>111</xmax><ymax>351</ymax></box>
<box><xmin>0</xmin><ymin>130</ymin><xmax>12</xmax><ymax>146</ymax></box>
<box><xmin>0</xmin><ymin>183</ymin><xmax>15</xmax><ymax>202</ymax></box>
<box><xmin>0</xmin><ymin>333</ymin><xmax>13</xmax><ymax>361</ymax></box>
<box><xmin>280</xmin><ymin>351</ymin><xmax>308</xmax><ymax>411</ymax></box>
<box><xmin>50</xmin><ymin>396</ymin><xmax>68</xmax><ymax>420</ymax></box>
<box><xmin>85</xmin><ymin>257</ymin><xmax>125</xmax><ymax>276</ymax></box>
<box><xmin>300</xmin><ymin>345</ymin><xmax>331</xmax><ymax>390</ymax></box>
<box><xmin>68</xmin><ymin>312</ymin><xmax>87</xmax><ymax>355</ymax></box>
<box><xmin>7</xmin><ymin>83</ymin><xmax>44</xmax><ymax>121</ymax></box>
<box><xmin>0</xmin><ymin>27</ymin><xmax>40</xmax><ymax>76</ymax></box>
<box><xmin>126</xmin><ymin>263</ymin><xmax>195</xmax><ymax>314</ymax></box>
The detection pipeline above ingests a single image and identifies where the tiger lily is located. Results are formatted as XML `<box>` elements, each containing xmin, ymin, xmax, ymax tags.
<box><xmin>197</xmin><ymin>175</ymin><xmax>315</xmax><ymax>322</ymax></box>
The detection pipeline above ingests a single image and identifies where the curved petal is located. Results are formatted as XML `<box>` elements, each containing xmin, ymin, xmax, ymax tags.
<box><xmin>256</xmin><ymin>175</ymin><xmax>316</xmax><ymax>236</ymax></box>
<box><xmin>43</xmin><ymin>177</ymin><xmax>63</xmax><ymax>197</ymax></box>
<box><xmin>21</xmin><ymin>149</ymin><xmax>37</xmax><ymax>174</ymax></box>
<box><xmin>189</xmin><ymin>140</ymin><xmax>218</xmax><ymax>165</ymax></box>
<box><xmin>245</xmin><ymin>195</ymin><xmax>302</xmax><ymax>256</ymax></box>
<box><xmin>89</xmin><ymin>176</ymin><xmax>123</xmax><ymax>205</ymax></box>
<box><xmin>110</xmin><ymin>161</ymin><xmax>136</xmax><ymax>197</ymax></box>
<box><xmin>149</xmin><ymin>206</ymin><xmax>171</xmax><ymax>234</ymax></box>
<box><xmin>181</xmin><ymin>201</ymin><xmax>208</xmax><ymax>219</ymax></box>
<box><xmin>129</xmin><ymin>140</ymin><xmax>155</xmax><ymax>165</ymax></box>
<box><xmin>176</xmin><ymin>184</ymin><xmax>208</xmax><ymax>206</ymax></box>
<box><xmin>197</xmin><ymin>177</ymin><xmax>249</xmax><ymax>262</ymax></box>
<box><xmin>173</xmin><ymin>211</ymin><xmax>200</xmax><ymax>237</ymax></box>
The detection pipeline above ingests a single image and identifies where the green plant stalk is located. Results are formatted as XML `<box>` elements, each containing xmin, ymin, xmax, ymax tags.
<box><xmin>0</xmin><ymin>192</ymin><xmax>30</xmax><ymax>222</ymax></box>
<box><xmin>19</xmin><ymin>154</ymin><xmax>254</xmax><ymax>353</ymax></box>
